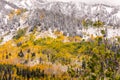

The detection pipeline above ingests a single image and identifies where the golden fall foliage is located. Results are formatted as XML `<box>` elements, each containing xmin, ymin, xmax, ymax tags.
<box><xmin>0</xmin><ymin>30</ymin><xmax>120</xmax><ymax>79</ymax></box>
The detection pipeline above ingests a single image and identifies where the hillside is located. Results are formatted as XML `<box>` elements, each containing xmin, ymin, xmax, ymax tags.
<box><xmin>0</xmin><ymin>0</ymin><xmax>120</xmax><ymax>80</ymax></box>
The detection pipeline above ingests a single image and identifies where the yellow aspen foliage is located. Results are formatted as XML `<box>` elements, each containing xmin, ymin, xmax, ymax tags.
<box><xmin>24</xmin><ymin>53</ymin><xmax>30</xmax><ymax>60</ymax></box>
<box><xmin>90</xmin><ymin>34</ymin><xmax>95</xmax><ymax>40</ymax></box>
<box><xmin>8</xmin><ymin>10</ymin><xmax>15</xmax><ymax>19</ymax></box>
<box><xmin>29</xmin><ymin>33</ymin><xmax>36</xmax><ymax>41</ymax></box>
<box><xmin>82</xmin><ymin>19</ymin><xmax>87</xmax><ymax>28</ymax></box>
<box><xmin>92</xmin><ymin>47</ymin><xmax>99</xmax><ymax>54</ymax></box>
<box><xmin>32</xmin><ymin>64</ymin><xmax>48</xmax><ymax>71</ymax></box>
<box><xmin>54</xmin><ymin>31</ymin><xmax>61</xmax><ymax>35</ymax></box>
<box><xmin>78</xmin><ymin>45</ymin><xmax>86</xmax><ymax>54</ymax></box>
<box><xmin>26</xmin><ymin>41</ymin><xmax>34</xmax><ymax>46</ymax></box>
<box><xmin>37</xmin><ymin>53</ymin><xmax>47</xmax><ymax>61</ymax></box>
<box><xmin>74</xmin><ymin>36</ymin><xmax>82</xmax><ymax>42</ymax></box>
<box><xmin>59</xmin><ymin>35</ymin><xmax>65</xmax><ymax>40</ymax></box>
<box><xmin>8</xmin><ymin>13</ymin><xmax>14</xmax><ymax>19</ymax></box>
<box><xmin>33</xmin><ymin>45</ymin><xmax>42</xmax><ymax>52</ymax></box>
<box><xmin>78</xmin><ymin>55</ymin><xmax>90</xmax><ymax>62</ymax></box>
<box><xmin>68</xmin><ymin>37</ymin><xmax>75</xmax><ymax>42</ymax></box>
<box><xmin>8</xmin><ymin>9</ymin><xmax>23</xmax><ymax>19</ymax></box>
<box><xmin>16</xmin><ymin>36</ymin><xmax>26</xmax><ymax>43</ymax></box>
<box><xmin>15</xmin><ymin>9</ymin><xmax>22</xmax><ymax>15</ymax></box>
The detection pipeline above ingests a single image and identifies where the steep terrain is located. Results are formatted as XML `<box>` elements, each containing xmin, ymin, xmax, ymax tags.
<box><xmin>0</xmin><ymin>0</ymin><xmax>120</xmax><ymax>79</ymax></box>
<box><xmin>0</xmin><ymin>0</ymin><xmax>120</xmax><ymax>39</ymax></box>
<box><xmin>0</xmin><ymin>0</ymin><xmax>120</xmax><ymax>44</ymax></box>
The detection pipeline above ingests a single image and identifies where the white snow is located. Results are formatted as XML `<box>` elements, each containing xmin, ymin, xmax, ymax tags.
<box><xmin>1</xmin><ymin>34</ymin><xmax>13</xmax><ymax>45</ymax></box>
<box><xmin>107</xmin><ymin>28</ymin><xmax>120</xmax><ymax>38</ymax></box>
<box><xmin>4</xmin><ymin>4</ymin><xmax>13</xmax><ymax>9</ymax></box>
<box><xmin>106</xmin><ymin>7</ymin><xmax>113</xmax><ymax>13</ymax></box>
<box><xmin>114</xmin><ymin>11</ymin><xmax>120</xmax><ymax>18</ymax></box>
<box><xmin>45</xmin><ymin>0</ymin><xmax>120</xmax><ymax>6</ymax></box>
<box><xmin>82</xmin><ymin>27</ymin><xmax>120</xmax><ymax>40</ymax></box>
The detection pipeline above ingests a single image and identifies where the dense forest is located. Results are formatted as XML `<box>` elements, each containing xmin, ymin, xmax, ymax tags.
<box><xmin>0</xmin><ymin>28</ymin><xmax>120</xmax><ymax>80</ymax></box>
<box><xmin>1</xmin><ymin>0</ymin><xmax>120</xmax><ymax>79</ymax></box>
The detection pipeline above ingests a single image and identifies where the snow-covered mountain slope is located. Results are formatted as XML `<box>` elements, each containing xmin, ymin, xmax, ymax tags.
<box><xmin>4</xmin><ymin>0</ymin><xmax>120</xmax><ymax>24</ymax></box>
<box><xmin>0</xmin><ymin>0</ymin><xmax>120</xmax><ymax>44</ymax></box>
